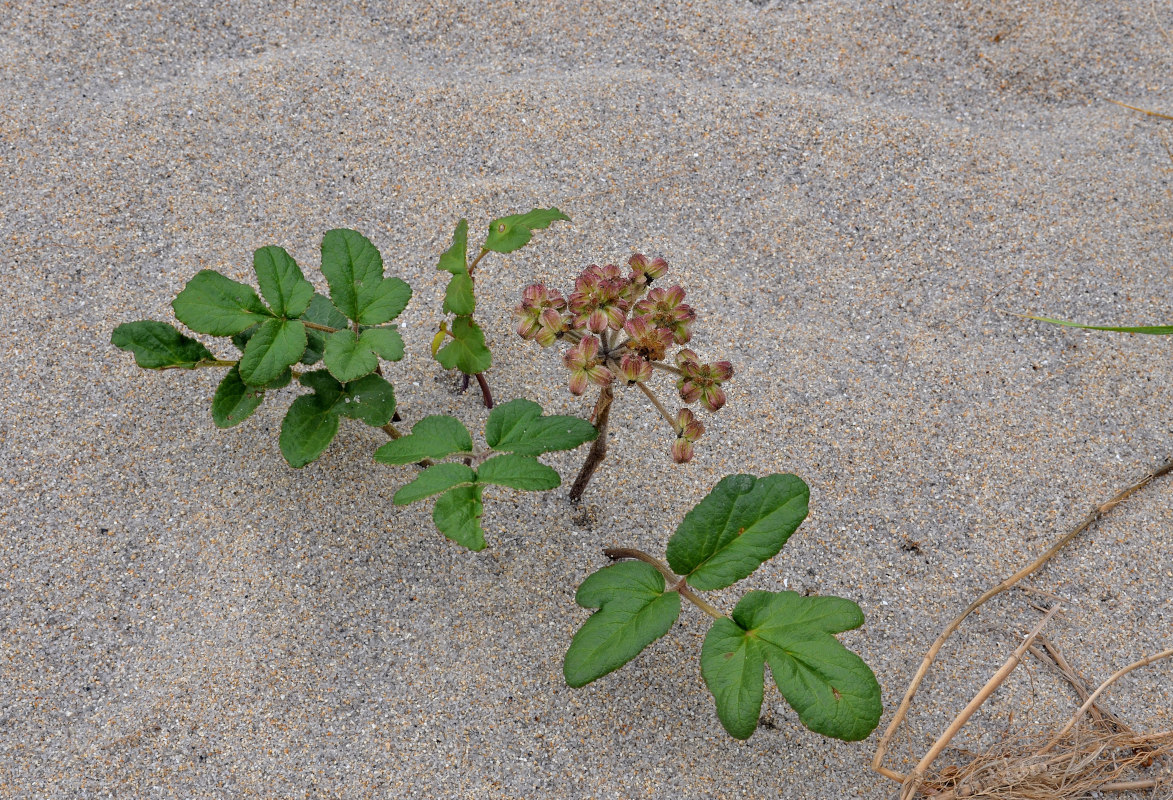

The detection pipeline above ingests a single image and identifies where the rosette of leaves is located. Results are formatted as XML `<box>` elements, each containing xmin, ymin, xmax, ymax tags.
<box><xmin>514</xmin><ymin>255</ymin><xmax>733</xmax><ymax>500</ymax></box>
<box><xmin>373</xmin><ymin>399</ymin><xmax>595</xmax><ymax>550</ymax></box>
<box><xmin>112</xmin><ymin>229</ymin><xmax>410</xmax><ymax>467</ymax></box>
<box><xmin>564</xmin><ymin>473</ymin><xmax>882</xmax><ymax>742</ymax></box>
<box><xmin>432</xmin><ymin>208</ymin><xmax>570</xmax><ymax>408</ymax></box>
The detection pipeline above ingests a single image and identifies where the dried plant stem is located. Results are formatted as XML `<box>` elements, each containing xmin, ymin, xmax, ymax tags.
<box><xmin>569</xmin><ymin>386</ymin><xmax>614</xmax><ymax>501</ymax></box>
<box><xmin>873</xmin><ymin>457</ymin><xmax>1173</xmax><ymax>782</ymax></box>
<box><xmin>897</xmin><ymin>607</ymin><xmax>1061</xmax><ymax>800</ymax></box>
<box><xmin>1037</xmin><ymin>647</ymin><xmax>1173</xmax><ymax>756</ymax></box>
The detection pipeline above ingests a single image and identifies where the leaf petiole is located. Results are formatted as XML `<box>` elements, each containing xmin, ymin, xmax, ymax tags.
<box><xmin>604</xmin><ymin>547</ymin><xmax>726</xmax><ymax>620</ymax></box>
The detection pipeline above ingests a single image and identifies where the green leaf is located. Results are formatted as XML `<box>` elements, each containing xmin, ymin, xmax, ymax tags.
<box><xmin>320</xmin><ymin>229</ymin><xmax>412</xmax><ymax>324</ymax></box>
<box><xmin>111</xmin><ymin>321</ymin><xmax>216</xmax><ymax>369</ymax></box>
<box><xmin>279</xmin><ymin>392</ymin><xmax>341</xmax><ymax>468</ymax></box>
<box><xmin>373</xmin><ymin>415</ymin><xmax>474</xmax><ymax>465</ymax></box>
<box><xmin>433</xmin><ymin>485</ymin><xmax>485</xmax><ymax>551</ymax></box>
<box><xmin>443</xmin><ymin>272</ymin><xmax>475</xmax><ymax>315</ymax></box>
<box><xmin>301</xmin><ymin>293</ymin><xmax>348</xmax><ymax>365</ymax></box>
<box><xmin>393</xmin><ymin>463</ymin><xmax>477</xmax><ymax>505</ymax></box>
<box><xmin>436</xmin><ymin>218</ymin><xmax>469</xmax><ymax>275</ymax></box>
<box><xmin>238</xmin><ymin>318</ymin><xmax>307</xmax><ymax>385</ymax></box>
<box><xmin>701</xmin><ymin>617</ymin><xmax>765</xmax><ymax>740</ymax></box>
<box><xmin>485</xmin><ymin>398</ymin><xmax>597</xmax><ymax>456</ymax></box>
<box><xmin>666</xmin><ymin>474</ymin><xmax>810</xmax><ymax>591</ymax></box>
<box><xmin>360</xmin><ymin>327</ymin><xmax>405</xmax><ymax>361</ymax></box>
<box><xmin>476</xmin><ymin>453</ymin><xmax>560</xmax><ymax>491</ymax></box>
<box><xmin>564</xmin><ymin>562</ymin><xmax>682</xmax><ymax>688</ymax></box>
<box><xmin>702</xmin><ymin>591</ymin><xmax>881</xmax><ymax>741</ymax></box>
<box><xmin>336</xmin><ymin>373</ymin><xmax>397</xmax><ymax>427</ymax></box>
<box><xmin>434</xmin><ymin>316</ymin><xmax>492</xmax><ymax>374</ymax></box>
<box><xmin>172</xmin><ymin>269</ymin><xmax>272</xmax><ymax>336</ymax></box>
<box><xmin>211</xmin><ymin>366</ymin><xmax>266</xmax><ymax>428</ymax></box>
<box><xmin>484</xmin><ymin>207</ymin><xmax>570</xmax><ymax>253</ymax></box>
<box><xmin>1019</xmin><ymin>313</ymin><xmax>1173</xmax><ymax>335</ymax></box>
<box><xmin>323</xmin><ymin>329</ymin><xmax>378</xmax><ymax>382</ymax></box>
<box><xmin>253</xmin><ymin>245</ymin><xmax>314</xmax><ymax>318</ymax></box>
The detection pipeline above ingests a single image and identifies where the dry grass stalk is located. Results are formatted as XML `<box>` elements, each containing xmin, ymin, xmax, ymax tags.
<box><xmin>872</xmin><ymin>458</ymin><xmax>1173</xmax><ymax>791</ymax></box>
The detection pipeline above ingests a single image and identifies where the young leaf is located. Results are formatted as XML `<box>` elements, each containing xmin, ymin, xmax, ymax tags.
<box><xmin>301</xmin><ymin>293</ymin><xmax>348</xmax><ymax>365</ymax></box>
<box><xmin>336</xmin><ymin>373</ymin><xmax>397</xmax><ymax>427</ymax></box>
<box><xmin>253</xmin><ymin>245</ymin><xmax>314</xmax><ymax>318</ymax></box>
<box><xmin>564</xmin><ymin>562</ymin><xmax>682</xmax><ymax>688</ymax></box>
<box><xmin>320</xmin><ymin>229</ymin><xmax>412</xmax><ymax>324</ymax></box>
<box><xmin>111</xmin><ymin>321</ymin><xmax>216</xmax><ymax>369</ymax></box>
<box><xmin>484</xmin><ymin>207</ymin><xmax>570</xmax><ymax>253</ymax></box>
<box><xmin>279</xmin><ymin>392</ymin><xmax>341</xmax><ymax>468</ymax></box>
<box><xmin>665</xmin><ymin>474</ymin><xmax>809</xmax><ymax>591</ymax></box>
<box><xmin>238</xmin><ymin>318</ymin><xmax>307</xmax><ymax>385</ymax></box>
<box><xmin>485</xmin><ymin>398</ymin><xmax>597</xmax><ymax>456</ymax></box>
<box><xmin>432</xmin><ymin>485</ymin><xmax>485</xmax><ymax>551</ymax></box>
<box><xmin>443</xmin><ymin>272</ymin><xmax>475</xmax><ymax>315</ymax></box>
<box><xmin>701</xmin><ymin>591</ymin><xmax>881</xmax><ymax>741</ymax></box>
<box><xmin>211</xmin><ymin>366</ymin><xmax>266</xmax><ymax>428</ymax></box>
<box><xmin>373</xmin><ymin>415</ymin><xmax>474</xmax><ymax>465</ymax></box>
<box><xmin>1020</xmin><ymin>313</ymin><xmax>1173</xmax><ymax>335</ymax></box>
<box><xmin>476</xmin><ymin>453</ymin><xmax>560</xmax><ymax>491</ymax></box>
<box><xmin>323</xmin><ymin>329</ymin><xmax>378</xmax><ymax>382</ymax></box>
<box><xmin>436</xmin><ymin>218</ymin><xmax>469</xmax><ymax>275</ymax></box>
<box><xmin>393</xmin><ymin>463</ymin><xmax>477</xmax><ymax>505</ymax></box>
<box><xmin>434</xmin><ymin>316</ymin><xmax>492</xmax><ymax>374</ymax></box>
<box><xmin>172</xmin><ymin>270</ymin><xmax>272</xmax><ymax>336</ymax></box>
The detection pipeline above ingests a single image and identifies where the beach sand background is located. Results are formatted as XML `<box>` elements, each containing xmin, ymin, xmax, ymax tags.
<box><xmin>2</xmin><ymin>1</ymin><xmax>1172</xmax><ymax>797</ymax></box>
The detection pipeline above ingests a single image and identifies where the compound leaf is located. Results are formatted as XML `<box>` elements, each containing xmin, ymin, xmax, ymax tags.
<box><xmin>1020</xmin><ymin>313</ymin><xmax>1173</xmax><ymax>335</ymax></box>
<box><xmin>564</xmin><ymin>561</ymin><xmax>682</xmax><ymax>688</ymax></box>
<box><xmin>432</xmin><ymin>485</ymin><xmax>485</xmax><ymax>551</ymax></box>
<box><xmin>437</xmin><ymin>218</ymin><xmax>469</xmax><ymax>275</ymax></box>
<box><xmin>701</xmin><ymin>591</ymin><xmax>880</xmax><ymax>741</ymax></box>
<box><xmin>738</xmin><ymin>591</ymin><xmax>880</xmax><ymax>741</ymax></box>
<box><xmin>172</xmin><ymin>269</ymin><xmax>272</xmax><ymax>336</ymax></box>
<box><xmin>112</xmin><ymin>320</ymin><xmax>216</xmax><ymax>369</ymax></box>
<box><xmin>211</xmin><ymin>366</ymin><xmax>266</xmax><ymax>428</ymax></box>
<box><xmin>253</xmin><ymin>245</ymin><xmax>313</xmax><ymax>318</ymax></box>
<box><xmin>476</xmin><ymin>453</ymin><xmax>560</xmax><ymax>491</ymax></box>
<box><xmin>393</xmin><ymin>463</ymin><xmax>477</xmax><ymax>505</ymax></box>
<box><xmin>434</xmin><ymin>316</ymin><xmax>491</xmax><ymax>374</ymax></box>
<box><xmin>701</xmin><ymin>617</ymin><xmax>766</xmax><ymax>740</ymax></box>
<box><xmin>301</xmin><ymin>293</ymin><xmax>348</xmax><ymax>365</ymax></box>
<box><xmin>279</xmin><ymin>392</ymin><xmax>341</xmax><ymax>468</ymax></box>
<box><xmin>666</xmin><ymin>474</ymin><xmax>809</xmax><ymax>591</ymax></box>
<box><xmin>320</xmin><ymin>229</ymin><xmax>412</xmax><ymax>324</ymax></box>
<box><xmin>336</xmin><ymin>373</ymin><xmax>397</xmax><ymax>427</ymax></box>
<box><xmin>443</xmin><ymin>272</ymin><xmax>475</xmax><ymax>315</ymax></box>
<box><xmin>485</xmin><ymin>398</ymin><xmax>597</xmax><ymax>456</ymax></box>
<box><xmin>360</xmin><ymin>326</ymin><xmax>405</xmax><ymax>362</ymax></box>
<box><xmin>373</xmin><ymin>415</ymin><xmax>474</xmax><ymax>465</ymax></box>
<box><xmin>238</xmin><ymin>317</ymin><xmax>307</xmax><ymax>385</ymax></box>
<box><xmin>323</xmin><ymin>329</ymin><xmax>378</xmax><ymax>382</ymax></box>
<box><xmin>484</xmin><ymin>207</ymin><xmax>570</xmax><ymax>253</ymax></box>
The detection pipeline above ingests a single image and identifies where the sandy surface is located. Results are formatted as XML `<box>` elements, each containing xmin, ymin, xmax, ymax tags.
<box><xmin>2</xmin><ymin>1</ymin><xmax>1172</xmax><ymax>797</ymax></box>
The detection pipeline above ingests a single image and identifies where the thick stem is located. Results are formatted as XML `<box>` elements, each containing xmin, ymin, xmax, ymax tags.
<box><xmin>160</xmin><ymin>359</ymin><xmax>238</xmax><ymax>371</ymax></box>
<box><xmin>650</xmin><ymin>360</ymin><xmax>684</xmax><ymax>377</ymax></box>
<box><xmin>568</xmin><ymin>386</ymin><xmax>613</xmax><ymax>501</ymax></box>
<box><xmin>474</xmin><ymin>372</ymin><xmax>494</xmax><ymax>408</ymax></box>
<box><xmin>603</xmin><ymin>547</ymin><xmax>726</xmax><ymax>619</ymax></box>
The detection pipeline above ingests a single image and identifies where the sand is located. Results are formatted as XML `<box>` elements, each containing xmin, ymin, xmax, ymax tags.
<box><xmin>2</xmin><ymin>1</ymin><xmax>1172</xmax><ymax>797</ymax></box>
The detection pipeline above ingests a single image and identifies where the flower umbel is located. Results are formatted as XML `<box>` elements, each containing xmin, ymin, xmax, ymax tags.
<box><xmin>563</xmin><ymin>335</ymin><xmax>613</xmax><ymax>395</ymax></box>
<box><xmin>676</xmin><ymin>348</ymin><xmax>734</xmax><ymax>412</ymax></box>
<box><xmin>515</xmin><ymin>283</ymin><xmax>566</xmax><ymax>340</ymax></box>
